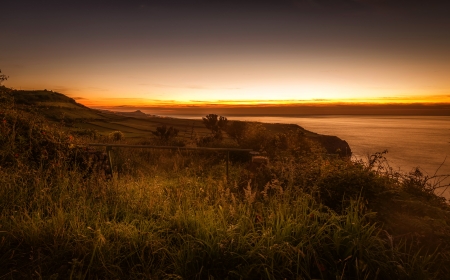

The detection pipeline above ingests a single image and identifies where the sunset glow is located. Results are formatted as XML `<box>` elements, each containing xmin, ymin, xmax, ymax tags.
<box><xmin>2</xmin><ymin>1</ymin><xmax>450</xmax><ymax>114</ymax></box>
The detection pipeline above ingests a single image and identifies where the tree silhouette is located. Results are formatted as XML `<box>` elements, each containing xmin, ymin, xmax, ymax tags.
<box><xmin>109</xmin><ymin>131</ymin><xmax>124</xmax><ymax>141</ymax></box>
<box><xmin>0</xmin><ymin>70</ymin><xmax>8</xmax><ymax>85</ymax></box>
<box><xmin>151</xmin><ymin>125</ymin><xmax>179</xmax><ymax>141</ymax></box>
<box><xmin>202</xmin><ymin>114</ymin><xmax>228</xmax><ymax>139</ymax></box>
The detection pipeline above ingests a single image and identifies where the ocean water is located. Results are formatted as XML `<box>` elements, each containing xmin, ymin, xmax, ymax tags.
<box><xmin>231</xmin><ymin>116</ymin><xmax>450</xmax><ymax>198</ymax></box>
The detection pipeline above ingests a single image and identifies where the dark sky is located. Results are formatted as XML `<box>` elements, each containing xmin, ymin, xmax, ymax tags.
<box><xmin>2</xmin><ymin>0</ymin><xmax>450</xmax><ymax>113</ymax></box>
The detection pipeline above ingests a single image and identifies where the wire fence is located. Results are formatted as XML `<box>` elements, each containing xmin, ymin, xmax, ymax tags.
<box><xmin>87</xmin><ymin>143</ymin><xmax>254</xmax><ymax>181</ymax></box>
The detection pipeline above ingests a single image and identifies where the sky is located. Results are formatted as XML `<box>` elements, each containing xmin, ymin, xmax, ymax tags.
<box><xmin>2</xmin><ymin>0</ymin><xmax>450</xmax><ymax>115</ymax></box>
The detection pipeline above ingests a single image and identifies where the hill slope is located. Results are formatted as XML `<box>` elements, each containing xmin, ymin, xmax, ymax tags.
<box><xmin>9</xmin><ymin>88</ymin><xmax>351</xmax><ymax>155</ymax></box>
<box><xmin>12</xmin><ymin>89</ymin><xmax>105</xmax><ymax>121</ymax></box>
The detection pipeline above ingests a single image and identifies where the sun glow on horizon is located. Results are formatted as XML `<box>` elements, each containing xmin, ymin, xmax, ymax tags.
<box><xmin>3</xmin><ymin>0</ymin><xmax>450</xmax><ymax>115</ymax></box>
<box><xmin>75</xmin><ymin>93</ymin><xmax>450</xmax><ymax>108</ymax></box>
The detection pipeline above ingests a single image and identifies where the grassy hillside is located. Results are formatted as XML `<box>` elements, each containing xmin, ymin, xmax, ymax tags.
<box><xmin>11</xmin><ymin>89</ymin><xmax>104</xmax><ymax>121</ymax></box>
<box><xmin>1</xmin><ymin>86</ymin><xmax>449</xmax><ymax>279</ymax></box>
<box><xmin>9</xmin><ymin>89</ymin><xmax>352</xmax><ymax>156</ymax></box>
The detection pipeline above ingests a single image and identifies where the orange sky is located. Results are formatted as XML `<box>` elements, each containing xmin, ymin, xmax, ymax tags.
<box><xmin>2</xmin><ymin>1</ymin><xmax>450</xmax><ymax>113</ymax></box>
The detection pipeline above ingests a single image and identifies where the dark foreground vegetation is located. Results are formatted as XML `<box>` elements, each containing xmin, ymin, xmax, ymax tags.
<box><xmin>1</xmin><ymin>85</ymin><xmax>450</xmax><ymax>279</ymax></box>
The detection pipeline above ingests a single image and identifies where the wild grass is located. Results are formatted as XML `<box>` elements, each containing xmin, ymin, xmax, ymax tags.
<box><xmin>1</xmin><ymin>153</ymin><xmax>448</xmax><ymax>279</ymax></box>
<box><xmin>1</xmin><ymin>87</ymin><xmax>450</xmax><ymax>279</ymax></box>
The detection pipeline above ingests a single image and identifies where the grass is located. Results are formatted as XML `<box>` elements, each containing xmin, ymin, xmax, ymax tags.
<box><xmin>1</xmin><ymin>87</ymin><xmax>450</xmax><ymax>279</ymax></box>
<box><xmin>1</xmin><ymin>163</ymin><xmax>446</xmax><ymax>279</ymax></box>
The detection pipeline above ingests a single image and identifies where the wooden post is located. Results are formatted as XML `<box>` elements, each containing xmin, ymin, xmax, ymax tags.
<box><xmin>226</xmin><ymin>151</ymin><xmax>229</xmax><ymax>182</ymax></box>
<box><xmin>106</xmin><ymin>146</ymin><xmax>113</xmax><ymax>175</ymax></box>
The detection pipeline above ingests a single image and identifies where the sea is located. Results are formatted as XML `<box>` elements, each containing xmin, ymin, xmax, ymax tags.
<box><xmin>167</xmin><ymin>114</ymin><xmax>450</xmax><ymax>199</ymax></box>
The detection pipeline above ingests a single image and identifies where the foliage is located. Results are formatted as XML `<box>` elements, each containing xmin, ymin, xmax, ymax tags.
<box><xmin>73</xmin><ymin>128</ymin><xmax>99</xmax><ymax>140</ymax></box>
<box><xmin>0</xmin><ymin>69</ymin><xmax>8</xmax><ymax>85</ymax></box>
<box><xmin>108</xmin><ymin>130</ymin><xmax>124</xmax><ymax>141</ymax></box>
<box><xmin>202</xmin><ymin>113</ymin><xmax>228</xmax><ymax>139</ymax></box>
<box><xmin>234</xmin><ymin>123</ymin><xmax>321</xmax><ymax>159</ymax></box>
<box><xmin>237</xmin><ymin>123</ymin><xmax>271</xmax><ymax>152</ymax></box>
<box><xmin>314</xmin><ymin>157</ymin><xmax>392</xmax><ymax>213</ymax></box>
<box><xmin>151</xmin><ymin>125</ymin><xmax>179</xmax><ymax>142</ymax></box>
<box><xmin>226</xmin><ymin>120</ymin><xmax>247</xmax><ymax>144</ymax></box>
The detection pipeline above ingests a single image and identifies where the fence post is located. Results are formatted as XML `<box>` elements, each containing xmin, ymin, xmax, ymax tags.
<box><xmin>226</xmin><ymin>151</ymin><xmax>229</xmax><ymax>182</ymax></box>
<box><xmin>106</xmin><ymin>146</ymin><xmax>113</xmax><ymax>175</ymax></box>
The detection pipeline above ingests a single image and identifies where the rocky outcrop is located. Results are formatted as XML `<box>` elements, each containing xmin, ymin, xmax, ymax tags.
<box><xmin>259</xmin><ymin>122</ymin><xmax>352</xmax><ymax>158</ymax></box>
<box><xmin>115</xmin><ymin>110</ymin><xmax>148</xmax><ymax>118</ymax></box>
<box><xmin>311</xmin><ymin>135</ymin><xmax>352</xmax><ymax>157</ymax></box>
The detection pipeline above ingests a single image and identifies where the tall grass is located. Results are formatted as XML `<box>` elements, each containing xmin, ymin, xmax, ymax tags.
<box><xmin>1</xmin><ymin>157</ymin><xmax>447</xmax><ymax>279</ymax></box>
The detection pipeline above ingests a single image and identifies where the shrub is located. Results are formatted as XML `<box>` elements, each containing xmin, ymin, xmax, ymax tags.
<box><xmin>73</xmin><ymin>128</ymin><xmax>99</xmax><ymax>140</ymax></box>
<box><xmin>0</xmin><ymin>69</ymin><xmax>8</xmax><ymax>85</ymax></box>
<box><xmin>226</xmin><ymin>120</ymin><xmax>247</xmax><ymax>144</ymax></box>
<box><xmin>151</xmin><ymin>125</ymin><xmax>179</xmax><ymax>142</ymax></box>
<box><xmin>315</xmin><ymin>159</ymin><xmax>392</xmax><ymax>213</ymax></box>
<box><xmin>108</xmin><ymin>130</ymin><xmax>124</xmax><ymax>141</ymax></box>
<box><xmin>238</xmin><ymin>123</ymin><xmax>271</xmax><ymax>152</ymax></box>
<box><xmin>202</xmin><ymin>114</ymin><xmax>228</xmax><ymax>139</ymax></box>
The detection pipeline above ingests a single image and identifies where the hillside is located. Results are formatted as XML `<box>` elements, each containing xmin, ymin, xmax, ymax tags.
<box><xmin>9</xmin><ymin>89</ymin><xmax>352</xmax><ymax>155</ymax></box>
<box><xmin>11</xmin><ymin>89</ymin><xmax>105</xmax><ymax>121</ymax></box>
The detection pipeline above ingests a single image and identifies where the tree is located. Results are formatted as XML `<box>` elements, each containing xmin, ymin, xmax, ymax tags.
<box><xmin>0</xmin><ymin>69</ymin><xmax>8</xmax><ymax>85</ymax></box>
<box><xmin>151</xmin><ymin>125</ymin><xmax>179</xmax><ymax>142</ymax></box>
<box><xmin>202</xmin><ymin>114</ymin><xmax>228</xmax><ymax>139</ymax></box>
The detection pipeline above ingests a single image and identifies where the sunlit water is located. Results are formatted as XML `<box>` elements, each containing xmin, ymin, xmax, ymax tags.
<box><xmin>167</xmin><ymin>114</ymin><xmax>450</xmax><ymax>198</ymax></box>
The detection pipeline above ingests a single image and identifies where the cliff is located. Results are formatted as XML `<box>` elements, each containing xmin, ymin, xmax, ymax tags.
<box><xmin>256</xmin><ymin>122</ymin><xmax>352</xmax><ymax>157</ymax></box>
<box><xmin>312</xmin><ymin>134</ymin><xmax>352</xmax><ymax>157</ymax></box>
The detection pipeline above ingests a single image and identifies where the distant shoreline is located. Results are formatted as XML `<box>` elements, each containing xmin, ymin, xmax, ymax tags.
<box><xmin>92</xmin><ymin>104</ymin><xmax>450</xmax><ymax>117</ymax></box>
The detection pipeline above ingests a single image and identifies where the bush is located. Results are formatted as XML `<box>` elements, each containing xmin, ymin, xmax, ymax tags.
<box><xmin>226</xmin><ymin>120</ymin><xmax>247</xmax><ymax>144</ymax></box>
<box><xmin>202</xmin><ymin>114</ymin><xmax>228</xmax><ymax>139</ymax></box>
<box><xmin>315</xmin><ymin>159</ymin><xmax>392</xmax><ymax>213</ymax></box>
<box><xmin>238</xmin><ymin>123</ymin><xmax>271</xmax><ymax>152</ymax></box>
<box><xmin>151</xmin><ymin>125</ymin><xmax>179</xmax><ymax>142</ymax></box>
<box><xmin>108</xmin><ymin>130</ymin><xmax>124</xmax><ymax>141</ymax></box>
<box><xmin>73</xmin><ymin>128</ymin><xmax>99</xmax><ymax>140</ymax></box>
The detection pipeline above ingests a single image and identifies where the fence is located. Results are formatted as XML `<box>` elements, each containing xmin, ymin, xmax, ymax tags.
<box><xmin>87</xmin><ymin>143</ymin><xmax>254</xmax><ymax>181</ymax></box>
